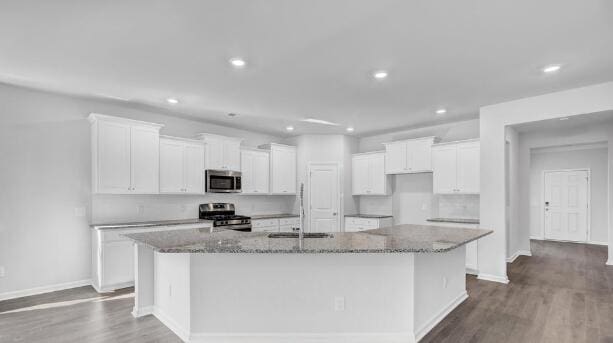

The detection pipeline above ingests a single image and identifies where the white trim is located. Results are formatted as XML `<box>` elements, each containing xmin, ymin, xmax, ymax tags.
<box><xmin>531</xmin><ymin>141</ymin><xmax>608</xmax><ymax>154</ymax></box>
<box><xmin>153</xmin><ymin>307</ymin><xmax>191</xmax><ymax>342</ymax></box>
<box><xmin>606</xmin><ymin>259</ymin><xmax>613</xmax><ymax>266</ymax></box>
<box><xmin>132</xmin><ymin>305</ymin><xmax>154</xmax><ymax>318</ymax></box>
<box><xmin>414</xmin><ymin>291</ymin><xmax>468</xmax><ymax>342</ymax></box>
<box><xmin>91</xmin><ymin>281</ymin><xmax>134</xmax><ymax>294</ymax></box>
<box><xmin>0</xmin><ymin>279</ymin><xmax>91</xmax><ymax>301</ymax></box>
<box><xmin>431</xmin><ymin>138</ymin><xmax>479</xmax><ymax>147</ymax></box>
<box><xmin>88</xmin><ymin>113</ymin><xmax>164</xmax><ymax>128</ymax></box>
<box><xmin>506</xmin><ymin>250</ymin><xmax>532</xmax><ymax>263</ymax></box>
<box><xmin>307</xmin><ymin>162</ymin><xmax>343</xmax><ymax>233</ymax></box>
<box><xmin>352</xmin><ymin>150</ymin><xmax>386</xmax><ymax>157</ymax></box>
<box><xmin>541</xmin><ymin>168</ymin><xmax>591</xmax><ymax>243</ymax></box>
<box><xmin>529</xmin><ymin>235</ymin><xmax>544</xmax><ymax>240</ymax></box>
<box><xmin>588</xmin><ymin>241</ymin><xmax>609</xmax><ymax>246</ymax></box>
<box><xmin>190</xmin><ymin>332</ymin><xmax>414</xmax><ymax>343</ymax></box>
<box><xmin>477</xmin><ymin>273</ymin><xmax>510</xmax><ymax>284</ymax></box>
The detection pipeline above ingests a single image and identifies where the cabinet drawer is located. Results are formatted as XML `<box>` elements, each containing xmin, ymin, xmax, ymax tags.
<box><xmin>252</xmin><ymin>219</ymin><xmax>279</xmax><ymax>228</ymax></box>
<box><xmin>252</xmin><ymin>226</ymin><xmax>279</xmax><ymax>233</ymax></box>
<box><xmin>345</xmin><ymin>217</ymin><xmax>378</xmax><ymax>228</ymax></box>
<box><xmin>279</xmin><ymin>225</ymin><xmax>299</xmax><ymax>233</ymax></box>
<box><xmin>279</xmin><ymin>217</ymin><xmax>299</xmax><ymax>226</ymax></box>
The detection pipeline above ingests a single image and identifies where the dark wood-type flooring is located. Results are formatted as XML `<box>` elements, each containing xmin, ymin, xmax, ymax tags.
<box><xmin>1</xmin><ymin>240</ymin><xmax>612</xmax><ymax>342</ymax></box>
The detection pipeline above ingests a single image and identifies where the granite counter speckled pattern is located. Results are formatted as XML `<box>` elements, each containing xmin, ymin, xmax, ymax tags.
<box><xmin>250</xmin><ymin>214</ymin><xmax>299</xmax><ymax>220</ymax></box>
<box><xmin>345</xmin><ymin>214</ymin><xmax>393</xmax><ymax>219</ymax></box>
<box><xmin>124</xmin><ymin>224</ymin><xmax>492</xmax><ymax>254</ymax></box>
<box><xmin>427</xmin><ymin>218</ymin><xmax>480</xmax><ymax>224</ymax></box>
<box><xmin>90</xmin><ymin>218</ymin><xmax>214</xmax><ymax>230</ymax></box>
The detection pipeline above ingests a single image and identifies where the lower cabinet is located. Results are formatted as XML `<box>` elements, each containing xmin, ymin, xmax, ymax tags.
<box><xmin>252</xmin><ymin>217</ymin><xmax>300</xmax><ymax>233</ymax></box>
<box><xmin>344</xmin><ymin>216</ymin><xmax>393</xmax><ymax>232</ymax></box>
<box><xmin>426</xmin><ymin>221</ymin><xmax>480</xmax><ymax>275</ymax></box>
<box><xmin>91</xmin><ymin>223</ymin><xmax>212</xmax><ymax>293</ymax></box>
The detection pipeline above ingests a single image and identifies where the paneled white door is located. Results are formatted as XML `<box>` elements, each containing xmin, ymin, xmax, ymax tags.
<box><xmin>543</xmin><ymin>170</ymin><xmax>589</xmax><ymax>242</ymax></box>
<box><xmin>309</xmin><ymin>164</ymin><xmax>340</xmax><ymax>233</ymax></box>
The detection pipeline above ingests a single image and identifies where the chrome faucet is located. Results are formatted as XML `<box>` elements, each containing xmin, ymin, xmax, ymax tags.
<box><xmin>299</xmin><ymin>183</ymin><xmax>305</xmax><ymax>241</ymax></box>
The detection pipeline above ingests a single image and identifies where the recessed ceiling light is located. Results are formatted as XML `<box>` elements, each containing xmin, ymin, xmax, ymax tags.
<box><xmin>435</xmin><ymin>108</ymin><xmax>447</xmax><ymax>115</ymax></box>
<box><xmin>542</xmin><ymin>64</ymin><xmax>562</xmax><ymax>73</ymax></box>
<box><xmin>346</xmin><ymin>127</ymin><xmax>355</xmax><ymax>132</ymax></box>
<box><xmin>301</xmin><ymin>118</ymin><xmax>339</xmax><ymax>126</ymax></box>
<box><xmin>229</xmin><ymin>58</ymin><xmax>246</xmax><ymax>68</ymax></box>
<box><xmin>166</xmin><ymin>98</ymin><xmax>179</xmax><ymax>104</ymax></box>
<box><xmin>373</xmin><ymin>71</ymin><xmax>388</xmax><ymax>79</ymax></box>
<box><xmin>286</xmin><ymin>126</ymin><xmax>294</xmax><ymax>132</ymax></box>
<box><xmin>559</xmin><ymin>117</ymin><xmax>569</xmax><ymax>121</ymax></box>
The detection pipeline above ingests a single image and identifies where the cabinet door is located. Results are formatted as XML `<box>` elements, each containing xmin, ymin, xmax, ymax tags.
<box><xmin>253</xmin><ymin>152</ymin><xmax>270</xmax><ymax>193</ymax></box>
<box><xmin>384</xmin><ymin>142</ymin><xmax>407</xmax><ymax>174</ymax></box>
<box><xmin>130</xmin><ymin>127</ymin><xmax>160</xmax><ymax>193</ymax></box>
<box><xmin>457</xmin><ymin>142</ymin><xmax>480</xmax><ymax>194</ymax></box>
<box><xmin>159</xmin><ymin>139</ymin><xmax>185</xmax><ymax>193</ymax></box>
<box><xmin>102</xmin><ymin>241</ymin><xmax>134</xmax><ymax>287</ymax></box>
<box><xmin>223</xmin><ymin>140</ymin><xmax>241</xmax><ymax>171</ymax></box>
<box><xmin>240</xmin><ymin>151</ymin><xmax>255</xmax><ymax>193</ymax></box>
<box><xmin>205</xmin><ymin>137</ymin><xmax>224</xmax><ymax>170</ymax></box>
<box><xmin>352</xmin><ymin>156</ymin><xmax>370</xmax><ymax>195</ymax></box>
<box><xmin>184</xmin><ymin>143</ymin><xmax>205</xmax><ymax>193</ymax></box>
<box><xmin>408</xmin><ymin>139</ymin><xmax>433</xmax><ymax>172</ymax></box>
<box><xmin>96</xmin><ymin>121</ymin><xmax>132</xmax><ymax>193</ymax></box>
<box><xmin>369</xmin><ymin>153</ymin><xmax>387</xmax><ymax>194</ymax></box>
<box><xmin>272</xmin><ymin>148</ymin><xmax>296</xmax><ymax>194</ymax></box>
<box><xmin>432</xmin><ymin>146</ymin><xmax>457</xmax><ymax>194</ymax></box>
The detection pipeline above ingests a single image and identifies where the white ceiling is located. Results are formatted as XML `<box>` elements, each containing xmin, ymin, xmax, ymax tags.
<box><xmin>1</xmin><ymin>0</ymin><xmax>612</xmax><ymax>137</ymax></box>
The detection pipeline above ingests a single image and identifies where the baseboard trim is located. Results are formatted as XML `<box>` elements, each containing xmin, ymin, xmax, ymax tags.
<box><xmin>465</xmin><ymin>268</ymin><xmax>478</xmax><ymax>276</ymax></box>
<box><xmin>132</xmin><ymin>305</ymin><xmax>154</xmax><ymax>318</ymax></box>
<box><xmin>529</xmin><ymin>236</ymin><xmax>544</xmax><ymax>240</ymax></box>
<box><xmin>477</xmin><ymin>273</ymin><xmax>509</xmax><ymax>284</ymax></box>
<box><xmin>414</xmin><ymin>291</ymin><xmax>468</xmax><ymax>342</ymax></box>
<box><xmin>0</xmin><ymin>279</ymin><xmax>91</xmax><ymax>302</ymax></box>
<box><xmin>588</xmin><ymin>241</ymin><xmax>608</xmax><ymax>246</ymax></box>
<box><xmin>153</xmin><ymin>307</ymin><xmax>191</xmax><ymax>342</ymax></box>
<box><xmin>606</xmin><ymin>259</ymin><xmax>613</xmax><ymax>266</ymax></box>
<box><xmin>506</xmin><ymin>250</ymin><xmax>532</xmax><ymax>263</ymax></box>
<box><xmin>189</xmin><ymin>332</ymin><xmax>414</xmax><ymax>343</ymax></box>
<box><xmin>92</xmin><ymin>281</ymin><xmax>135</xmax><ymax>294</ymax></box>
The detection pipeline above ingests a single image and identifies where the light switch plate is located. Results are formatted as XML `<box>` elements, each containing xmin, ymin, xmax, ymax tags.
<box><xmin>334</xmin><ymin>296</ymin><xmax>345</xmax><ymax>311</ymax></box>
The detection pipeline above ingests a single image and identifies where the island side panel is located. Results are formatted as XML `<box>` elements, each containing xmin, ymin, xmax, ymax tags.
<box><xmin>154</xmin><ymin>252</ymin><xmax>191</xmax><ymax>341</ymax></box>
<box><xmin>132</xmin><ymin>243</ymin><xmax>154</xmax><ymax>317</ymax></box>
<box><xmin>413</xmin><ymin>246</ymin><xmax>467</xmax><ymax>341</ymax></box>
<box><xmin>189</xmin><ymin>253</ymin><xmax>417</xmax><ymax>341</ymax></box>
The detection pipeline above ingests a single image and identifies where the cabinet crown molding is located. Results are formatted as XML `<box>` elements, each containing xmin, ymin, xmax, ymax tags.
<box><xmin>432</xmin><ymin>138</ymin><xmax>480</xmax><ymax>147</ymax></box>
<box><xmin>382</xmin><ymin>136</ymin><xmax>438</xmax><ymax>146</ymax></box>
<box><xmin>352</xmin><ymin>150</ymin><xmax>385</xmax><ymax>157</ymax></box>
<box><xmin>160</xmin><ymin>135</ymin><xmax>204</xmax><ymax>145</ymax></box>
<box><xmin>88</xmin><ymin>113</ymin><xmax>164</xmax><ymax>129</ymax></box>
<box><xmin>258</xmin><ymin>143</ymin><xmax>297</xmax><ymax>150</ymax></box>
<box><xmin>195</xmin><ymin>133</ymin><xmax>243</xmax><ymax>142</ymax></box>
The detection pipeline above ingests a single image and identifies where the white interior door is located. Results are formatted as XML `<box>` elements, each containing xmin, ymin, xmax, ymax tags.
<box><xmin>543</xmin><ymin>170</ymin><xmax>589</xmax><ymax>242</ymax></box>
<box><xmin>309</xmin><ymin>164</ymin><xmax>340</xmax><ymax>233</ymax></box>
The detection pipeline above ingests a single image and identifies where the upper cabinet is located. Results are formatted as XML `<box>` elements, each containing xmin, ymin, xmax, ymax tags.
<box><xmin>240</xmin><ymin>149</ymin><xmax>270</xmax><ymax>194</ymax></box>
<box><xmin>383</xmin><ymin>137</ymin><xmax>437</xmax><ymax>174</ymax></box>
<box><xmin>159</xmin><ymin>136</ymin><xmax>205</xmax><ymax>194</ymax></box>
<box><xmin>89</xmin><ymin>113</ymin><xmax>163</xmax><ymax>194</ymax></box>
<box><xmin>259</xmin><ymin>143</ymin><xmax>297</xmax><ymax>194</ymax></box>
<box><xmin>196</xmin><ymin>133</ymin><xmax>242</xmax><ymax>171</ymax></box>
<box><xmin>432</xmin><ymin>140</ymin><xmax>480</xmax><ymax>194</ymax></box>
<box><xmin>352</xmin><ymin>152</ymin><xmax>390</xmax><ymax>195</ymax></box>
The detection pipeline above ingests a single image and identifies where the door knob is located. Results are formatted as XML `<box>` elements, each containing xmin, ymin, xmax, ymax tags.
<box><xmin>333</xmin><ymin>212</ymin><xmax>337</xmax><ymax>216</ymax></box>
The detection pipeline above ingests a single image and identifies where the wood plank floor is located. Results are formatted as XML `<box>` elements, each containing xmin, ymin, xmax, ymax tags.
<box><xmin>1</xmin><ymin>240</ymin><xmax>612</xmax><ymax>343</ymax></box>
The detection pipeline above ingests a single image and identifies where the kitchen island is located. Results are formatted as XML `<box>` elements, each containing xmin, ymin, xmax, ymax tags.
<box><xmin>125</xmin><ymin>225</ymin><xmax>491</xmax><ymax>343</ymax></box>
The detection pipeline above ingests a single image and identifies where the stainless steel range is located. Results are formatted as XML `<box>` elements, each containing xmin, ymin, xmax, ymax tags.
<box><xmin>199</xmin><ymin>203</ymin><xmax>251</xmax><ymax>232</ymax></box>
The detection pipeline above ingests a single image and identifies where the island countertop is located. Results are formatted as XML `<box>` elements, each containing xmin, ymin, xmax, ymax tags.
<box><xmin>123</xmin><ymin>224</ymin><xmax>492</xmax><ymax>254</ymax></box>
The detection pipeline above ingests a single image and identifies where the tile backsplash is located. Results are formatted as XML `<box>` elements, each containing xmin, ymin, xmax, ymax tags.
<box><xmin>432</xmin><ymin>194</ymin><xmax>480</xmax><ymax>219</ymax></box>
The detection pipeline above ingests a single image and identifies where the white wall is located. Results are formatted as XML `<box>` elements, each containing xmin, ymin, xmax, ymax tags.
<box><xmin>527</xmin><ymin>145</ymin><xmax>609</xmax><ymax>244</ymax></box>
<box><xmin>0</xmin><ymin>82</ymin><xmax>291</xmax><ymax>296</ymax></box>
<box><xmin>480</xmin><ymin>81</ymin><xmax>613</xmax><ymax>283</ymax></box>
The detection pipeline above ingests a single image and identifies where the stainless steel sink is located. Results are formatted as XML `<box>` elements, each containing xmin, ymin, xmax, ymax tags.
<box><xmin>267</xmin><ymin>233</ymin><xmax>334</xmax><ymax>239</ymax></box>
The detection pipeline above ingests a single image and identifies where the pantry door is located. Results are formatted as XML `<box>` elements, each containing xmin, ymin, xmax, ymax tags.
<box><xmin>543</xmin><ymin>169</ymin><xmax>589</xmax><ymax>242</ymax></box>
<box><xmin>308</xmin><ymin>163</ymin><xmax>341</xmax><ymax>233</ymax></box>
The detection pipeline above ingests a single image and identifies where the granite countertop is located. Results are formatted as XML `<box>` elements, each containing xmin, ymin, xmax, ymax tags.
<box><xmin>124</xmin><ymin>224</ymin><xmax>492</xmax><ymax>254</ymax></box>
<box><xmin>250</xmin><ymin>214</ymin><xmax>299</xmax><ymax>220</ymax></box>
<box><xmin>345</xmin><ymin>214</ymin><xmax>393</xmax><ymax>219</ymax></box>
<box><xmin>427</xmin><ymin>218</ymin><xmax>480</xmax><ymax>225</ymax></box>
<box><xmin>90</xmin><ymin>218</ymin><xmax>214</xmax><ymax>231</ymax></box>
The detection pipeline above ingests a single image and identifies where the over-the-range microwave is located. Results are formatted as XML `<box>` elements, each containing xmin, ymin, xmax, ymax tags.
<box><xmin>205</xmin><ymin>170</ymin><xmax>242</xmax><ymax>193</ymax></box>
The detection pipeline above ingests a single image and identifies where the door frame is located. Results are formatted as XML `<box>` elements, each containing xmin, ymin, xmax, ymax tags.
<box><xmin>307</xmin><ymin>162</ymin><xmax>343</xmax><ymax>233</ymax></box>
<box><xmin>541</xmin><ymin>168</ymin><xmax>591</xmax><ymax>242</ymax></box>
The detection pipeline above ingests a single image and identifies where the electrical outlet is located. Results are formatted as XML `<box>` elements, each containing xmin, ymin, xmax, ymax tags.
<box><xmin>168</xmin><ymin>284</ymin><xmax>172</xmax><ymax>297</ymax></box>
<box><xmin>137</xmin><ymin>205</ymin><xmax>145</xmax><ymax>215</ymax></box>
<box><xmin>334</xmin><ymin>296</ymin><xmax>345</xmax><ymax>312</ymax></box>
<box><xmin>442</xmin><ymin>277</ymin><xmax>448</xmax><ymax>289</ymax></box>
<box><xmin>0</xmin><ymin>266</ymin><xmax>5</xmax><ymax>278</ymax></box>
<box><xmin>421</xmin><ymin>203</ymin><xmax>428</xmax><ymax>211</ymax></box>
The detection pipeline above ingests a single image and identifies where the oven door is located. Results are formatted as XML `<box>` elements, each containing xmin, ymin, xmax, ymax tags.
<box><xmin>206</xmin><ymin>170</ymin><xmax>242</xmax><ymax>193</ymax></box>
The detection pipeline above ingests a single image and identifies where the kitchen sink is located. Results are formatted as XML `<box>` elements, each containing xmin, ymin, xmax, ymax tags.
<box><xmin>267</xmin><ymin>232</ymin><xmax>334</xmax><ymax>239</ymax></box>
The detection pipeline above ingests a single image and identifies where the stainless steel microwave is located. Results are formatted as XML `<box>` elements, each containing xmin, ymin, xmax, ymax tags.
<box><xmin>206</xmin><ymin>170</ymin><xmax>242</xmax><ymax>193</ymax></box>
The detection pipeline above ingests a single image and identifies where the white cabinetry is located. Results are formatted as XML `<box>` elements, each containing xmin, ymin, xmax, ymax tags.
<box><xmin>259</xmin><ymin>143</ymin><xmax>297</xmax><ymax>194</ymax></box>
<box><xmin>197</xmin><ymin>133</ymin><xmax>242</xmax><ymax>171</ymax></box>
<box><xmin>241</xmin><ymin>149</ymin><xmax>270</xmax><ymax>194</ymax></box>
<box><xmin>91</xmin><ymin>223</ymin><xmax>212</xmax><ymax>293</ymax></box>
<box><xmin>251</xmin><ymin>217</ymin><xmax>300</xmax><ymax>233</ymax></box>
<box><xmin>426</xmin><ymin>221</ymin><xmax>479</xmax><ymax>274</ymax></box>
<box><xmin>89</xmin><ymin>113</ymin><xmax>163</xmax><ymax>194</ymax></box>
<box><xmin>383</xmin><ymin>137</ymin><xmax>436</xmax><ymax>174</ymax></box>
<box><xmin>352</xmin><ymin>152</ymin><xmax>390</xmax><ymax>195</ymax></box>
<box><xmin>344</xmin><ymin>216</ymin><xmax>393</xmax><ymax>232</ymax></box>
<box><xmin>432</xmin><ymin>140</ymin><xmax>480</xmax><ymax>194</ymax></box>
<box><xmin>160</xmin><ymin>136</ymin><xmax>205</xmax><ymax>194</ymax></box>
